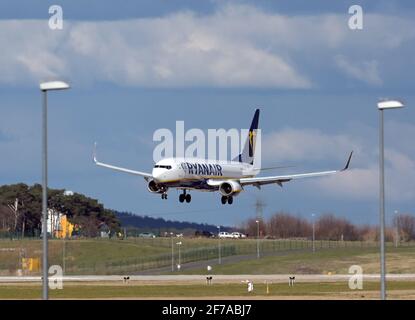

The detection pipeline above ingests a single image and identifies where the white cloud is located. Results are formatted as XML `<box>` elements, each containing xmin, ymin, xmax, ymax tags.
<box><xmin>0</xmin><ymin>5</ymin><xmax>414</xmax><ymax>88</ymax></box>
<box><xmin>334</xmin><ymin>55</ymin><xmax>382</xmax><ymax>86</ymax></box>
<box><xmin>317</xmin><ymin>167</ymin><xmax>379</xmax><ymax>200</ymax></box>
<box><xmin>262</xmin><ymin>128</ymin><xmax>361</xmax><ymax>162</ymax></box>
<box><xmin>261</xmin><ymin>124</ymin><xmax>415</xmax><ymax>202</ymax></box>
<box><xmin>317</xmin><ymin>149</ymin><xmax>415</xmax><ymax>202</ymax></box>
<box><xmin>0</xmin><ymin>12</ymin><xmax>311</xmax><ymax>88</ymax></box>
<box><xmin>0</xmin><ymin>20</ymin><xmax>67</xmax><ymax>83</ymax></box>
<box><xmin>65</xmin><ymin>13</ymin><xmax>312</xmax><ymax>88</ymax></box>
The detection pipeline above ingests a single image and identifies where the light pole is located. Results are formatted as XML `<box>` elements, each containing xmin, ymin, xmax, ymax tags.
<box><xmin>377</xmin><ymin>99</ymin><xmax>405</xmax><ymax>300</ymax></box>
<box><xmin>170</xmin><ymin>232</ymin><xmax>174</xmax><ymax>272</ymax></box>
<box><xmin>39</xmin><ymin>81</ymin><xmax>70</xmax><ymax>300</ymax></box>
<box><xmin>176</xmin><ymin>241</ymin><xmax>182</xmax><ymax>270</ymax></box>
<box><xmin>394</xmin><ymin>210</ymin><xmax>399</xmax><ymax>248</ymax></box>
<box><xmin>255</xmin><ymin>220</ymin><xmax>260</xmax><ymax>259</ymax></box>
<box><xmin>312</xmin><ymin>214</ymin><xmax>316</xmax><ymax>253</ymax></box>
<box><xmin>217</xmin><ymin>226</ymin><xmax>221</xmax><ymax>264</ymax></box>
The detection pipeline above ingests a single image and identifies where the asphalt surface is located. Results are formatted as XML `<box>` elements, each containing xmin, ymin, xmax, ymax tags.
<box><xmin>1</xmin><ymin>274</ymin><xmax>415</xmax><ymax>284</ymax></box>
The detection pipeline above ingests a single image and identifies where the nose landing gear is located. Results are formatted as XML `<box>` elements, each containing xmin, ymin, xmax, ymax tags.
<box><xmin>161</xmin><ymin>193</ymin><xmax>168</xmax><ymax>200</ymax></box>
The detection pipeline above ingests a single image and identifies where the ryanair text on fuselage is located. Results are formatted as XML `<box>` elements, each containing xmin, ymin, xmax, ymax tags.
<box><xmin>180</xmin><ymin>162</ymin><xmax>223</xmax><ymax>176</ymax></box>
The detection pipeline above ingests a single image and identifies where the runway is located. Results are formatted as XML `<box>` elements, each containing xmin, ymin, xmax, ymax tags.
<box><xmin>1</xmin><ymin>274</ymin><xmax>415</xmax><ymax>284</ymax></box>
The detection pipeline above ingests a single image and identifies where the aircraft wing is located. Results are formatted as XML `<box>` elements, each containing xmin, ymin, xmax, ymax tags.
<box><xmin>239</xmin><ymin>152</ymin><xmax>353</xmax><ymax>188</ymax></box>
<box><xmin>93</xmin><ymin>143</ymin><xmax>153</xmax><ymax>180</ymax></box>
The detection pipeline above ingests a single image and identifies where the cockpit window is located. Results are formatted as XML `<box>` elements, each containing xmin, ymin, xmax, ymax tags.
<box><xmin>154</xmin><ymin>165</ymin><xmax>172</xmax><ymax>170</ymax></box>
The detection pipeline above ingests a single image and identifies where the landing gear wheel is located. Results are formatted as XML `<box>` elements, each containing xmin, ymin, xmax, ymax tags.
<box><xmin>185</xmin><ymin>194</ymin><xmax>191</xmax><ymax>203</ymax></box>
<box><xmin>228</xmin><ymin>196</ymin><xmax>233</xmax><ymax>204</ymax></box>
<box><xmin>221</xmin><ymin>196</ymin><xmax>227</xmax><ymax>204</ymax></box>
<box><xmin>161</xmin><ymin>193</ymin><xmax>168</xmax><ymax>199</ymax></box>
<box><xmin>179</xmin><ymin>194</ymin><xmax>185</xmax><ymax>203</ymax></box>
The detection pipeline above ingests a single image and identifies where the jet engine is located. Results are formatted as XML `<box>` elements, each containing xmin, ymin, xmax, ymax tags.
<box><xmin>219</xmin><ymin>181</ymin><xmax>242</xmax><ymax>196</ymax></box>
<box><xmin>147</xmin><ymin>180</ymin><xmax>164</xmax><ymax>193</ymax></box>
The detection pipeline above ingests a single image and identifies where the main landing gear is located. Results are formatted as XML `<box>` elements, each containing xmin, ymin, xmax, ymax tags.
<box><xmin>221</xmin><ymin>195</ymin><xmax>233</xmax><ymax>205</ymax></box>
<box><xmin>179</xmin><ymin>190</ymin><xmax>191</xmax><ymax>203</ymax></box>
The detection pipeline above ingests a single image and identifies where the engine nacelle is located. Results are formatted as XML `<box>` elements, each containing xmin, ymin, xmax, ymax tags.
<box><xmin>219</xmin><ymin>181</ymin><xmax>242</xmax><ymax>196</ymax></box>
<box><xmin>147</xmin><ymin>180</ymin><xmax>164</xmax><ymax>193</ymax></box>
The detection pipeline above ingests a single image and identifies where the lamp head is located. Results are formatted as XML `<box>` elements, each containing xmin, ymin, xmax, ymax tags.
<box><xmin>377</xmin><ymin>99</ymin><xmax>404</xmax><ymax>110</ymax></box>
<box><xmin>40</xmin><ymin>81</ymin><xmax>70</xmax><ymax>91</ymax></box>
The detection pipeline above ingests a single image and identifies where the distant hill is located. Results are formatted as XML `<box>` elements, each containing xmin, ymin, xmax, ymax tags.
<box><xmin>115</xmin><ymin>211</ymin><xmax>232</xmax><ymax>235</ymax></box>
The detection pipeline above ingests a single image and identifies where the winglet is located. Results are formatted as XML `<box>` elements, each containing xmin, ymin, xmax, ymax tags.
<box><xmin>341</xmin><ymin>151</ymin><xmax>353</xmax><ymax>171</ymax></box>
<box><xmin>93</xmin><ymin>142</ymin><xmax>98</xmax><ymax>163</ymax></box>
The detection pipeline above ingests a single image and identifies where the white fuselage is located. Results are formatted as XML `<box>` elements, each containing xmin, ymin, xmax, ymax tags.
<box><xmin>152</xmin><ymin>158</ymin><xmax>257</xmax><ymax>186</ymax></box>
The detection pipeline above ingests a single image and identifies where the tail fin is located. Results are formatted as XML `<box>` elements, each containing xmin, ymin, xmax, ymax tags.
<box><xmin>233</xmin><ymin>109</ymin><xmax>260</xmax><ymax>165</ymax></box>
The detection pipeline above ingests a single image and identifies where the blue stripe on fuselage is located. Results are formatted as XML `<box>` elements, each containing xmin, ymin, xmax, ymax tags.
<box><xmin>163</xmin><ymin>179</ymin><xmax>216</xmax><ymax>190</ymax></box>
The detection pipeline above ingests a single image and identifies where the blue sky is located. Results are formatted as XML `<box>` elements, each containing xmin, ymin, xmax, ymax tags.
<box><xmin>0</xmin><ymin>1</ymin><xmax>414</xmax><ymax>227</ymax></box>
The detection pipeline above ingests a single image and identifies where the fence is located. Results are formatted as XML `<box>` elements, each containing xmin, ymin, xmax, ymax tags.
<box><xmin>48</xmin><ymin>239</ymin><xmax>413</xmax><ymax>275</ymax></box>
<box><xmin>1</xmin><ymin>238</ymin><xmax>414</xmax><ymax>275</ymax></box>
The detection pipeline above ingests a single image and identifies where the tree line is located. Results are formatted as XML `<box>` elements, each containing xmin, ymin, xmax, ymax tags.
<box><xmin>116</xmin><ymin>211</ymin><xmax>231</xmax><ymax>235</ymax></box>
<box><xmin>0</xmin><ymin>183</ymin><xmax>120</xmax><ymax>237</ymax></box>
<box><xmin>241</xmin><ymin>211</ymin><xmax>415</xmax><ymax>242</ymax></box>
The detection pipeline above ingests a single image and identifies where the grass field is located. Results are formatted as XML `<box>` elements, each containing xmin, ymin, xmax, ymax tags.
<box><xmin>1</xmin><ymin>238</ymin><xmax>414</xmax><ymax>275</ymax></box>
<box><xmin>1</xmin><ymin>281</ymin><xmax>415</xmax><ymax>299</ymax></box>
<box><xmin>1</xmin><ymin>238</ymin><xmax>415</xmax><ymax>299</ymax></box>
<box><xmin>0</xmin><ymin>238</ymin><xmax>171</xmax><ymax>274</ymax></box>
<box><xmin>1</xmin><ymin>237</ymin><xmax>262</xmax><ymax>274</ymax></box>
<box><xmin>179</xmin><ymin>246</ymin><xmax>415</xmax><ymax>275</ymax></box>
<box><xmin>0</xmin><ymin>238</ymin><xmax>326</xmax><ymax>274</ymax></box>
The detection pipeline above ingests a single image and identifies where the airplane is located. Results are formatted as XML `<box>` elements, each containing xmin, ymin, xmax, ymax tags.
<box><xmin>93</xmin><ymin>109</ymin><xmax>353</xmax><ymax>205</ymax></box>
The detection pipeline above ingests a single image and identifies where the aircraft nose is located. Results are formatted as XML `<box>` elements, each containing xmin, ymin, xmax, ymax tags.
<box><xmin>152</xmin><ymin>169</ymin><xmax>163</xmax><ymax>181</ymax></box>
